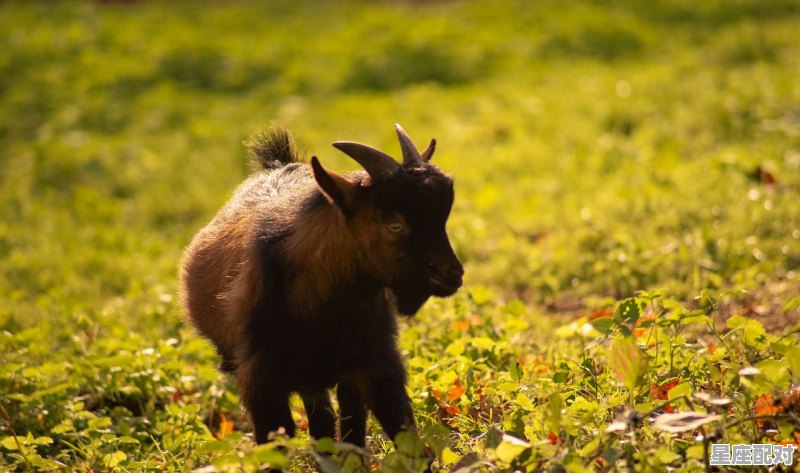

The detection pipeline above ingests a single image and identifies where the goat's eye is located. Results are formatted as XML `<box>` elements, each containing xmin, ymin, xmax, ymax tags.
<box><xmin>387</xmin><ymin>222</ymin><xmax>405</xmax><ymax>234</ymax></box>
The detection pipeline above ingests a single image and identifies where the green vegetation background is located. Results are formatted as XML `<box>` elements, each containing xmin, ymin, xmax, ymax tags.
<box><xmin>2</xmin><ymin>0</ymin><xmax>800</xmax><ymax>471</ymax></box>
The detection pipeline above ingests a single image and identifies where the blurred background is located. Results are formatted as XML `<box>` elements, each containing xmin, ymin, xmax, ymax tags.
<box><xmin>1</xmin><ymin>0</ymin><xmax>799</xmax><ymax>333</ymax></box>
<box><xmin>3</xmin><ymin>2</ymin><xmax>800</xmax><ymax>471</ymax></box>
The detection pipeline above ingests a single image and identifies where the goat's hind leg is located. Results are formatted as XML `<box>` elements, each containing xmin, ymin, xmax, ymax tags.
<box><xmin>217</xmin><ymin>348</ymin><xmax>238</xmax><ymax>375</ymax></box>
<box><xmin>239</xmin><ymin>358</ymin><xmax>295</xmax><ymax>444</ymax></box>
<box><xmin>300</xmin><ymin>391</ymin><xmax>336</xmax><ymax>441</ymax></box>
<box><xmin>336</xmin><ymin>379</ymin><xmax>368</xmax><ymax>447</ymax></box>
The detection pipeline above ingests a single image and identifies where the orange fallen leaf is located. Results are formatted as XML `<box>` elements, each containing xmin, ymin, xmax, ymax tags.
<box><xmin>216</xmin><ymin>414</ymin><xmax>234</xmax><ymax>439</ymax></box>
<box><xmin>446</xmin><ymin>379</ymin><xmax>466</xmax><ymax>401</ymax></box>
<box><xmin>172</xmin><ymin>389</ymin><xmax>185</xmax><ymax>403</ymax></box>
<box><xmin>650</xmin><ymin>378</ymin><xmax>680</xmax><ymax>400</ymax></box>
<box><xmin>442</xmin><ymin>404</ymin><xmax>461</xmax><ymax>417</ymax></box>
<box><xmin>753</xmin><ymin>393</ymin><xmax>778</xmax><ymax>415</ymax></box>
<box><xmin>650</xmin><ymin>377</ymin><xmax>680</xmax><ymax>413</ymax></box>
<box><xmin>754</xmin><ymin>393</ymin><xmax>779</xmax><ymax>429</ymax></box>
<box><xmin>633</xmin><ymin>315</ymin><xmax>656</xmax><ymax>338</ymax></box>
<box><xmin>588</xmin><ymin>309</ymin><xmax>613</xmax><ymax>321</ymax></box>
<box><xmin>451</xmin><ymin>320</ymin><xmax>470</xmax><ymax>331</ymax></box>
<box><xmin>754</xmin><ymin>387</ymin><xmax>800</xmax><ymax>434</ymax></box>
<box><xmin>532</xmin><ymin>356</ymin><xmax>550</xmax><ymax>375</ymax></box>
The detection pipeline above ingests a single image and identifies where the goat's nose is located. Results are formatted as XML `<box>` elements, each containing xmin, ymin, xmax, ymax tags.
<box><xmin>446</xmin><ymin>264</ymin><xmax>464</xmax><ymax>280</ymax></box>
<box><xmin>428</xmin><ymin>258</ymin><xmax>464</xmax><ymax>294</ymax></box>
<box><xmin>437</xmin><ymin>262</ymin><xmax>464</xmax><ymax>286</ymax></box>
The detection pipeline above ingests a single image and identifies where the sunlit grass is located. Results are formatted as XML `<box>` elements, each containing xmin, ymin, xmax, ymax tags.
<box><xmin>1</xmin><ymin>0</ymin><xmax>800</xmax><ymax>471</ymax></box>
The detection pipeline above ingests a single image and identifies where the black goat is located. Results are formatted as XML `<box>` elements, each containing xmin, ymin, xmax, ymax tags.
<box><xmin>179</xmin><ymin>124</ymin><xmax>463</xmax><ymax>448</ymax></box>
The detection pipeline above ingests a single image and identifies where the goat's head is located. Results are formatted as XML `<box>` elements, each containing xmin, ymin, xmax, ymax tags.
<box><xmin>310</xmin><ymin>124</ymin><xmax>463</xmax><ymax>315</ymax></box>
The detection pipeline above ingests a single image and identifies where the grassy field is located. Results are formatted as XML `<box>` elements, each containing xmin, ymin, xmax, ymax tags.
<box><xmin>2</xmin><ymin>0</ymin><xmax>800</xmax><ymax>471</ymax></box>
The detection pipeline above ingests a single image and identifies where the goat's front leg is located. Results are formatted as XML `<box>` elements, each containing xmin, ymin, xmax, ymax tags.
<box><xmin>365</xmin><ymin>355</ymin><xmax>433</xmax><ymax>472</ymax></box>
<box><xmin>364</xmin><ymin>356</ymin><xmax>415</xmax><ymax>441</ymax></box>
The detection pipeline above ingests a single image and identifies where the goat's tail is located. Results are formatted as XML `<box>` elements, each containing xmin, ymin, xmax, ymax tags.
<box><xmin>246</xmin><ymin>124</ymin><xmax>302</xmax><ymax>169</ymax></box>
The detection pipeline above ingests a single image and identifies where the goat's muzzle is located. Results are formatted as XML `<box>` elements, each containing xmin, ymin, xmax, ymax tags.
<box><xmin>428</xmin><ymin>261</ymin><xmax>464</xmax><ymax>296</ymax></box>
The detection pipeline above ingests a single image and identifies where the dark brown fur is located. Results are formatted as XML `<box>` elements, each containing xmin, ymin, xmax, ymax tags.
<box><xmin>179</xmin><ymin>125</ymin><xmax>463</xmax><ymax>449</ymax></box>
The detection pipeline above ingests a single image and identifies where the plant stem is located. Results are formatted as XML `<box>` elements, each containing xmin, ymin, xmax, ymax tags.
<box><xmin>0</xmin><ymin>400</ymin><xmax>33</xmax><ymax>473</ymax></box>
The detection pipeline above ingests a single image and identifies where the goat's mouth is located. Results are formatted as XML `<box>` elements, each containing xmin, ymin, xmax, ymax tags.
<box><xmin>428</xmin><ymin>275</ymin><xmax>462</xmax><ymax>295</ymax></box>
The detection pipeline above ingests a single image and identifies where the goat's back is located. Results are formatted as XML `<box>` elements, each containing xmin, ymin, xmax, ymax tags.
<box><xmin>179</xmin><ymin>163</ymin><xmax>313</xmax><ymax>359</ymax></box>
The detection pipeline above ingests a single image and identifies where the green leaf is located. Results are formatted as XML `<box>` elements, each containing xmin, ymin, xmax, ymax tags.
<box><xmin>29</xmin><ymin>454</ymin><xmax>64</xmax><ymax>470</ymax></box>
<box><xmin>88</xmin><ymin>416</ymin><xmax>113</xmax><ymax>430</ymax></box>
<box><xmin>5</xmin><ymin>393</ymin><xmax>31</xmax><ymax>403</ymax></box>
<box><xmin>33</xmin><ymin>436</ymin><xmax>53</xmax><ymax>446</ymax></box>
<box><xmin>312</xmin><ymin>451</ymin><xmax>341</xmax><ymax>473</ymax></box>
<box><xmin>1</xmin><ymin>436</ymin><xmax>19</xmax><ymax>451</ymax></box>
<box><xmin>591</xmin><ymin>316</ymin><xmax>616</xmax><ymax>334</ymax></box>
<box><xmin>686</xmin><ymin>445</ymin><xmax>705</xmax><ymax>460</ymax></box>
<box><xmin>777</xmin><ymin>420</ymin><xmax>796</xmax><ymax>442</ymax></box>
<box><xmin>754</xmin><ymin>359</ymin><xmax>790</xmax><ymax>387</ymax></box>
<box><xmin>195</xmin><ymin>440</ymin><xmax>232</xmax><ymax>454</ymax></box>
<box><xmin>315</xmin><ymin>437</ymin><xmax>336</xmax><ymax>454</ymax></box>
<box><xmin>214</xmin><ymin>453</ymin><xmax>246</xmax><ymax>468</ymax></box>
<box><xmin>545</xmin><ymin>392</ymin><xmax>563</xmax><ymax>432</ymax></box>
<box><xmin>578</xmin><ymin>436</ymin><xmax>600</xmax><ymax>456</ymax></box>
<box><xmin>783</xmin><ymin>297</ymin><xmax>800</xmax><ymax>313</ymax></box>
<box><xmin>441</xmin><ymin>447</ymin><xmax>460</xmax><ymax>465</ymax></box>
<box><xmin>615</xmin><ymin>299</ymin><xmax>642</xmax><ymax>325</ymax></box>
<box><xmin>471</xmin><ymin>337</ymin><xmax>495</xmax><ymax>350</ymax></box>
<box><xmin>667</xmin><ymin>382</ymin><xmax>692</xmax><ymax>401</ymax></box>
<box><xmin>103</xmin><ymin>451</ymin><xmax>127</xmax><ymax>468</ymax></box>
<box><xmin>484</xmin><ymin>427</ymin><xmax>503</xmax><ymax>449</ymax></box>
<box><xmin>340</xmin><ymin>450</ymin><xmax>367</xmax><ymax>472</ymax></box>
<box><xmin>655</xmin><ymin>447</ymin><xmax>681</xmax><ymax>464</ymax></box>
<box><xmin>394</xmin><ymin>431</ymin><xmax>426</xmax><ymax>458</ymax></box>
<box><xmin>501</xmin><ymin>300</ymin><xmax>526</xmax><ymax>317</ymax></box>
<box><xmin>680</xmin><ymin>312</ymin><xmax>712</xmax><ymax>325</ymax></box>
<box><xmin>725</xmin><ymin>314</ymin><xmax>748</xmax><ymax>329</ymax></box>
<box><xmin>469</xmin><ymin>286</ymin><xmax>493</xmax><ymax>306</ymax></box>
<box><xmin>728</xmin><ymin>315</ymin><xmax>768</xmax><ymax>348</ymax></box>
<box><xmin>785</xmin><ymin>346</ymin><xmax>800</xmax><ymax>382</ymax></box>
<box><xmin>609</xmin><ymin>337</ymin><xmax>648</xmax><ymax>391</ymax></box>
<box><xmin>51</xmin><ymin>420</ymin><xmax>74</xmax><ymax>435</ymax></box>
<box><xmin>446</xmin><ymin>339</ymin><xmax>465</xmax><ymax>356</ymax></box>
<box><xmin>253</xmin><ymin>445</ymin><xmax>290</xmax><ymax>469</ymax></box>
<box><xmin>494</xmin><ymin>435</ymin><xmax>530</xmax><ymax>464</ymax></box>
<box><xmin>552</xmin><ymin>370</ymin><xmax>570</xmax><ymax>383</ymax></box>
<box><xmin>497</xmin><ymin>382</ymin><xmax>519</xmax><ymax>393</ymax></box>
<box><xmin>509</xmin><ymin>358</ymin><xmax>522</xmax><ymax>381</ymax></box>
<box><xmin>635</xmin><ymin>289</ymin><xmax>664</xmax><ymax>301</ymax></box>
<box><xmin>515</xmin><ymin>393</ymin><xmax>534</xmax><ymax>411</ymax></box>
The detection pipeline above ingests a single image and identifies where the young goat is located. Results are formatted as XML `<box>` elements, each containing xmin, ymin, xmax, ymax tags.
<box><xmin>180</xmin><ymin>124</ymin><xmax>463</xmax><ymax>448</ymax></box>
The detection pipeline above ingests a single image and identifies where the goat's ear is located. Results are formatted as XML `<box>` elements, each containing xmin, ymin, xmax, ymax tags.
<box><xmin>311</xmin><ymin>156</ymin><xmax>356</xmax><ymax>212</ymax></box>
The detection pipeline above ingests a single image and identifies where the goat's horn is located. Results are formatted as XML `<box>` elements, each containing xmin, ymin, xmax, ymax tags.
<box><xmin>332</xmin><ymin>141</ymin><xmax>400</xmax><ymax>181</ymax></box>
<box><xmin>395</xmin><ymin>124</ymin><xmax>423</xmax><ymax>167</ymax></box>
<box><xmin>420</xmin><ymin>138</ymin><xmax>436</xmax><ymax>162</ymax></box>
